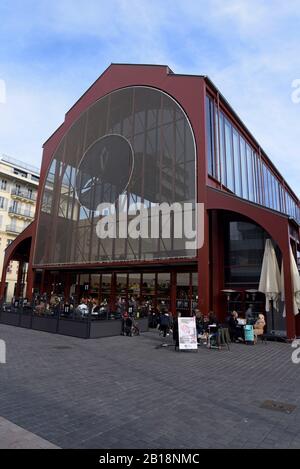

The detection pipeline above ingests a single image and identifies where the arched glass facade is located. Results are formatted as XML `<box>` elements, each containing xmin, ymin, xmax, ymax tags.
<box><xmin>34</xmin><ymin>86</ymin><xmax>197</xmax><ymax>266</ymax></box>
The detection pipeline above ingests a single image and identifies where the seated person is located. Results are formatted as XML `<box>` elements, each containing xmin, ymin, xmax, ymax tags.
<box><xmin>195</xmin><ymin>309</ymin><xmax>204</xmax><ymax>337</ymax></box>
<box><xmin>253</xmin><ymin>314</ymin><xmax>266</xmax><ymax>343</ymax></box>
<box><xmin>228</xmin><ymin>311</ymin><xmax>244</xmax><ymax>342</ymax></box>
<box><xmin>208</xmin><ymin>310</ymin><xmax>218</xmax><ymax>326</ymax></box>
<box><xmin>91</xmin><ymin>298</ymin><xmax>100</xmax><ymax>315</ymax></box>
<box><xmin>76</xmin><ymin>298</ymin><xmax>89</xmax><ymax>318</ymax></box>
<box><xmin>35</xmin><ymin>301</ymin><xmax>46</xmax><ymax>315</ymax></box>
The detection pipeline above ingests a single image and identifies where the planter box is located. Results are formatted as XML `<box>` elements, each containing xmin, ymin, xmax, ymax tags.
<box><xmin>58</xmin><ymin>319</ymin><xmax>89</xmax><ymax>338</ymax></box>
<box><xmin>20</xmin><ymin>313</ymin><xmax>32</xmax><ymax>329</ymax></box>
<box><xmin>32</xmin><ymin>316</ymin><xmax>58</xmax><ymax>333</ymax></box>
<box><xmin>0</xmin><ymin>311</ymin><xmax>20</xmax><ymax>326</ymax></box>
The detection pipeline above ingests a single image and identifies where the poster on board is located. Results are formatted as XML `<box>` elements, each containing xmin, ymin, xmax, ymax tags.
<box><xmin>178</xmin><ymin>317</ymin><xmax>198</xmax><ymax>350</ymax></box>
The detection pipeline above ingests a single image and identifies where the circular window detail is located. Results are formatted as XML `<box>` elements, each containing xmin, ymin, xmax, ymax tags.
<box><xmin>76</xmin><ymin>134</ymin><xmax>134</xmax><ymax>211</ymax></box>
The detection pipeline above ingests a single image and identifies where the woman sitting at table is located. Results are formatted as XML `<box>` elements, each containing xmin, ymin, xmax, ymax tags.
<box><xmin>253</xmin><ymin>314</ymin><xmax>266</xmax><ymax>343</ymax></box>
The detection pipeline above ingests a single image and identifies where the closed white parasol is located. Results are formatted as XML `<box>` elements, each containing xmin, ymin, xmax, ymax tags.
<box><xmin>281</xmin><ymin>245</ymin><xmax>300</xmax><ymax>317</ymax></box>
<box><xmin>258</xmin><ymin>239</ymin><xmax>281</xmax><ymax>313</ymax></box>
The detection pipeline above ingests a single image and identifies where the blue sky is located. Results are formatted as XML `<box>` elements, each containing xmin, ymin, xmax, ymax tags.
<box><xmin>0</xmin><ymin>0</ymin><xmax>299</xmax><ymax>195</ymax></box>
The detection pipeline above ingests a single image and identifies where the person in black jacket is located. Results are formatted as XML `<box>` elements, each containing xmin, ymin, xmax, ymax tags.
<box><xmin>208</xmin><ymin>311</ymin><xmax>219</xmax><ymax>326</ymax></box>
<box><xmin>228</xmin><ymin>311</ymin><xmax>243</xmax><ymax>342</ymax></box>
<box><xmin>159</xmin><ymin>309</ymin><xmax>171</xmax><ymax>338</ymax></box>
<box><xmin>172</xmin><ymin>311</ymin><xmax>181</xmax><ymax>349</ymax></box>
<box><xmin>122</xmin><ymin>312</ymin><xmax>133</xmax><ymax>336</ymax></box>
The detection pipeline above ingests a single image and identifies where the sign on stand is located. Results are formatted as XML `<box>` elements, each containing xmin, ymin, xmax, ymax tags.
<box><xmin>178</xmin><ymin>317</ymin><xmax>198</xmax><ymax>351</ymax></box>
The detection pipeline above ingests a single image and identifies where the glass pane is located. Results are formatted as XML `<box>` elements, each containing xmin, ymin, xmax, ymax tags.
<box><xmin>116</xmin><ymin>274</ymin><xmax>127</xmax><ymax>296</ymax></box>
<box><xmin>246</xmin><ymin>145</ymin><xmax>254</xmax><ymax>202</ymax></box>
<box><xmin>101</xmin><ymin>274</ymin><xmax>111</xmax><ymax>304</ymax></box>
<box><xmin>214</xmin><ymin>106</ymin><xmax>220</xmax><ymax>181</ymax></box>
<box><xmin>191</xmin><ymin>273</ymin><xmax>198</xmax><ymax>312</ymax></box>
<box><xmin>225</xmin><ymin>118</ymin><xmax>234</xmax><ymax>192</ymax></box>
<box><xmin>157</xmin><ymin>273</ymin><xmax>171</xmax><ymax>310</ymax></box>
<box><xmin>128</xmin><ymin>274</ymin><xmax>141</xmax><ymax>298</ymax></box>
<box><xmin>90</xmin><ymin>274</ymin><xmax>100</xmax><ymax>296</ymax></box>
<box><xmin>240</xmin><ymin>137</ymin><xmax>248</xmax><ymax>200</ymax></box>
<box><xmin>206</xmin><ymin>96</ymin><xmax>215</xmax><ymax>177</ymax></box>
<box><xmin>142</xmin><ymin>273</ymin><xmax>156</xmax><ymax>304</ymax></box>
<box><xmin>176</xmin><ymin>273</ymin><xmax>190</xmax><ymax>314</ymax></box>
<box><xmin>219</xmin><ymin>113</ymin><xmax>227</xmax><ymax>186</ymax></box>
<box><xmin>233</xmin><ymin>130</ymin><xmax>242</xmax><ymax>197</ymax></box>
<box><xmin>252</xmin><ymin>152</ymin><xmax>258</xmax><ymax>204</ymax></box>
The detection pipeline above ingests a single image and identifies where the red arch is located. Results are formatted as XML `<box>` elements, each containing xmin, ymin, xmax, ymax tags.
<box><xmin>207</xmin><ymin>187</ymin><xmax>296</xmax><ymax>339</ymax></box>
<box><xmin>0</xmin><ymin>222</ymin><xmax>35</xmax><ymax>300</ymax></box>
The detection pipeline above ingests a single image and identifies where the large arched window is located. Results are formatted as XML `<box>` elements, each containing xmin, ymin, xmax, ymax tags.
<box><xmin>34</xmin><ymin>86</ymin><xmax>197</xmax><ymax>265</ymax></box>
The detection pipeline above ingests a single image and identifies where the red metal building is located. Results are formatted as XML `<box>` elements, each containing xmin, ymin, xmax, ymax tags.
<box><xmin>1</xmin><ymin>64</ymin><xmax>299</xmax><ymax>339</ymax></box>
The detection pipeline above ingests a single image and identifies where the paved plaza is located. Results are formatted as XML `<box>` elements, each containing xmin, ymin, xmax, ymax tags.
<box><xmin>0</xmin><ymin>323</ymin><xmax>300</xmax><ymax>449</ymax></box>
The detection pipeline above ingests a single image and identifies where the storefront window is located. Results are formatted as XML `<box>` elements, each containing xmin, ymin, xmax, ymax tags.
<box><xmin>116</xmin><ymin>274</ymin><xmax>127</xmax><ymax>298</ymax></box>
<box><xmin>176</xmin><ymin>273</ymin><xmax>190</xmax><ymax>314</ymax></box>
<box><xmin>192</xmin><ymin>273</ymin><xmax>198</xmax><ymax>313</ymax></box>
<box><xmin>157</xmin><ymin>273</ymin><xmax>171</xmax><ymax>310</ymax></box>
<box><xmin>90</xmin><ymin>274</ymin><xmax>100</xmax><ymax>298</ymax></box>
<box><xmin>101</xmin><ymin>274</ymin><xmax>111</xmax><ymax>304</ymax></box>
<box><xmin>78</xmin><ymin>274</ymin><xmax>89</xmax><ymax>298</ymax></box>
<box><xmin>141</xmin><ymin>273</ymin><xmax>156</xmax><ymax>307</ymax></box>
<box><xmin>128</xmin><ymin>274</ymin><xmax>141</xmax><ymax>299</ymax></box>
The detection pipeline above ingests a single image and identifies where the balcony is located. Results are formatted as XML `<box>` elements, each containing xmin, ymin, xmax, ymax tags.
<box><xmin>8</xmin><ymin>207</ymin><xmax>34</xmax><ymax>220</ymax></box>
<box><xmin>11</xmin><ymin>189</ymin><xmax>36</xmax><ymax>203</ymax></box>
<box><xmin>6</xmin><ymin>225</ymin><xmax>22</xmax><ymax>235</ymax></box>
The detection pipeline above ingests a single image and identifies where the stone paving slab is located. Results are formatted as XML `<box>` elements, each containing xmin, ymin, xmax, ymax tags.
<box><xmin>0</xmin><ymin>323</ymin><xmax>300</xmax><ymax>449</ymax></box>
<box><xmin>0</xmin><ymin>416</ymin><xmax>59</xmax><ymax>449</ymax></box>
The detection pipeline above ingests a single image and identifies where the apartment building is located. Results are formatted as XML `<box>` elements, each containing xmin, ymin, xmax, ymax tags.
<box><xmin>0</xmin><ymin>154</ymin><xmax>39</xmax><ymax>300</ymax></box>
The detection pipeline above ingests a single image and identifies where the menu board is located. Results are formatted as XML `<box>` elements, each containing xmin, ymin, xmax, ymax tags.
<box><xmin>178</xmin><ymin>317</ymin><xmax>198</xmax><ymax>350</ymax></box>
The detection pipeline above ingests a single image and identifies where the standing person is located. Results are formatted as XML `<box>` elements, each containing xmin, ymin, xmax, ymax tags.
<box><xmin>121</xmin><ymin>311</ymin><xmax>127</xmax><ymax>335</ymax></box>
<box><xmin>159</xmin><ymin>309</ymin><xmax>171</xmax><ymax>338</ymax></box>
<box><xmin>245</xmin><ymin>304</ymin><xmax>254</xmax><ymax>323</ymax></box>
<box><xmin>125</xmin><ymin>313</ymin><xmax>133</xmax><ymax>336</ymax></box>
